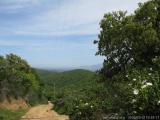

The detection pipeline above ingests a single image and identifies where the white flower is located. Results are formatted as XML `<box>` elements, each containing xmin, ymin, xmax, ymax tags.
<box><xmin>133</xmin><ymin>89</ymin><xmax>139</xmax><ymax>95</ymax></box>
<box><xmin>141</xmin><ymin>82</ymin><xmax>152</xmax><ymax>89</ymax></box>
<box><xmin>76</xmin><ymin>106</ymin><xmax>79</xmax><ymax>108</ymax></box>
<box><xmin>130</xmin><ymin>58</ymin><xmax>134</xmax><ymax>61</ymax></box>
<box><xmin>132</xmin><ymin>99</ymin><xmax>136</xmax><ymax>103</ymax></box>
<box><xmin>78</xmin><ymin>112</ymin><xmax>81</xmax><ymax>115</ymax></box>
<box><xmin>114</xmin><ymin>94</ymin><xmax>118</xmax><ymax>97</ymax></box>
<box><xmin>128</xmin><ymin>83</ymin><xmax>132</xmax><ymax>86</ymax></box>
<box><xmin>133</xmin><ymin>78</ymin><xmax>136</xmax><ymax>81</ymax></box>
<box><xmin>90</xmin><ymin>105</ymin><xmax>93</xmax><ymax>108</ymax></box>
<box><xmin>150</xmin><ymin>67</ymin><xmax>153</xmax><ymax>71</ymax></box>
<box><xmin>148</xmin><ymin>73</ymin><xmax>152</xmax><ymax>76</ymax></box>
<box><xmin>141</xmin><ymin>85</ymin><xmax>147</xmax><ymax>89</ymax></box>
<box><xmin>154</xmin><ymin>7</ymin><xmax>157</xmax><ymax>10</ymax></box>
<box><xmin>146</xmin><ymin>82</ymin><xmax>153</xmax><ymax>86</ymax></box>
<box><xmin>85</xmin><ymin>103</ymin><xmax>88</xmax><ymax>106</ymax></box>
<box><xmin>133</xmin><ymin>111</ymin><xmax>137</xmax><ymax>114</ymax></box>
<box><xmin>114</xmin><ymin>58</ymin><xmax>119</xmax><ymax>63</ymax></box>
<box><xmin>152</xmin><ymin>58</ymin><xmax>156</xmax><ymax>62</ymax></box>
<box><xmin>158</xmin><ymin>101</ymin><xmax>160</xmax><ymax>104</ymax></box>
<box><xmin>126</xmin><ymin>75</ymin><xmax>129</xmax><ymax>78</ymax></box>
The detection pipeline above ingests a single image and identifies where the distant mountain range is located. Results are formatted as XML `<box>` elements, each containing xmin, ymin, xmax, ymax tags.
<box><xmin>78</xmin><ymin>64</ymin><xmax>102</xmax><ymax>71</ymax></box>
<box><xmin>36</xmin><ymin>64</ymin><xmax>102</xmax><ymax>72</ymax></box>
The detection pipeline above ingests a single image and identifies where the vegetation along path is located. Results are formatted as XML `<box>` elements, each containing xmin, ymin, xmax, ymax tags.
<box><xmin>21</xmin><ymin>102</ymin><xmax>69</xmax><ymax>120</ymax></box>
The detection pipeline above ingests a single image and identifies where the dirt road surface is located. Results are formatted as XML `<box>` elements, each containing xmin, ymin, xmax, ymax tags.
<box><xmin>21</xmin><ymin>102</ymin><xmax>69</xmax><ymax>120</ymax></box>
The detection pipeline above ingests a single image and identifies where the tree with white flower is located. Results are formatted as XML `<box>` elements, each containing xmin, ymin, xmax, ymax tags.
<box><xmin>133</xmin><ymin>89</ymin><xmax>139</xmax><ymax>95</ymax></box>
<box><xmin>94</xmin><ymin>0</ymin><xmax>160</xmax><ymax>118</ymax></box>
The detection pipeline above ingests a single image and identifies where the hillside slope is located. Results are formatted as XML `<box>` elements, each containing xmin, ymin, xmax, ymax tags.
<box><xmin>36</xmin><ymin>69</ymin><xmax>97</xmax><ymax>114</ymax></box>
<box><xmin>37</xmin><ymin>69</ymin><xmax>96</xmax><ymax>90</ymax></box>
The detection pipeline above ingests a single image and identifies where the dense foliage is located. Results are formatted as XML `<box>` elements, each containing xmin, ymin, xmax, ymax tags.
<box><xmin>0</xmin><ymin>109</ymin><xmax>27</xmax><ymax>120</ymax></box>
<box><xmin>94</xmin><ymin>0</ymin><xmax>160</xmax><ymax>118</ymax></box>
<box><xmin>0</xmin><ymin>54</ymin><xmax>44</xmax><ymax>105</ymax></box>
<box><xmin>37</xmin><ymin>69</ymin><xmax>106</xmax><ymax>119</ymax></box>
<box><xmin>38</xmin><ymin>70</ymin><xmax>99</xmax><ymax>114</ymax></box>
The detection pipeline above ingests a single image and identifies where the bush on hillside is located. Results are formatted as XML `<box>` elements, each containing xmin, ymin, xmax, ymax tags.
<box><xmin>0</xmin><ymin>54</ymin><xmax>45</xmax><ymax>105</ymax></box>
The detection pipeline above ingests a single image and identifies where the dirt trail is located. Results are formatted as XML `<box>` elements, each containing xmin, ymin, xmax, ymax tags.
<box><xmin>21</xmin><ymin>102</ymin><xmax>69</xmax><ymax>120</ymax></box>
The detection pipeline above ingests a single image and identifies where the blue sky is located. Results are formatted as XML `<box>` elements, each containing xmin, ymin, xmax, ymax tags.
<box><xmin>0</xmin><ymin>0</ymin><xmax>147</xmax><ymax>69</ymax></box>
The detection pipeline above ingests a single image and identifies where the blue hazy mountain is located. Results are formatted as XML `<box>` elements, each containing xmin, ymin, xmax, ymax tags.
<box><xmin>37</xmin><ymin>64</ymin><xmax>102</xmax><ymax>72</ymax></box>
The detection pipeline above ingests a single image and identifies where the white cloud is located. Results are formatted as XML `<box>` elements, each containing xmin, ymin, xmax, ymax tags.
<box><xmin>0</xmin><ymin>0</ymin><xmax>40</xmax><ymax>10</ymax></box>
<box><xmin>0</xmin><ymin>0</ymin><xmax>43</xmax><ymax>14</ymax></box>
<box><xmin>0</xmin><ymin>38</ymin><xmax>95</xmax><ymax>49</ymax></box>
<box><xmin>0</xmin><ymin>39</ymin><xmax>43</xmax><ymax>47</ymax></box>
<box><xmin>4</xmin><ymin>0</ymin><xmax>148</xmax><ymax>36</ymax></box>
<box><xmin>0</xmin><ymin>0</ymin><xmax>149</xmax><ymax>68</ymax></box>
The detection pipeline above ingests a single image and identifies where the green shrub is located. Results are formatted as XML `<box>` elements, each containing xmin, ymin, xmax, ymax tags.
<box><xmin>0</xmin><ymin>109</ymin><xmax>27</xmax><ymax>120</ymax></box>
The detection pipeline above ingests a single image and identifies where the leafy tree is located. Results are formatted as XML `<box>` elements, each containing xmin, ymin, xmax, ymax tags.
<box><xmin>95</xmin><ymin>0</ymin><xmax>160</xmax><ymax>116</ymax></box>
<box><xmin>0</xmin><ymin>54</ymin><xmax>42</xmax><ymax>104</ymax></box>
<box><xmin>95</xmin><ymin>0</ymin><xmax>160</xmax><ymax>79</ymax></box>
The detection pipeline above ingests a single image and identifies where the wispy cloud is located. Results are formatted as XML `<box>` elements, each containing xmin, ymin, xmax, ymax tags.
<box><xmin>0</xmin><ymin>0</ymin><xmax>40</xmax><ymax>11</ymax></box>
<box><xmin>0</xmin><ymin>39</ymin><xmax>43</xmax><ymax>47</ymax></box>
<box><xmin>0</xmin><ymin>0</ymin><xmax>148</xmax><ymax>68</ymax></box>
<box><xmin>0</xmin><ymin>0</ymin><xmax>148</xmax><ymax>36</ymax></box>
